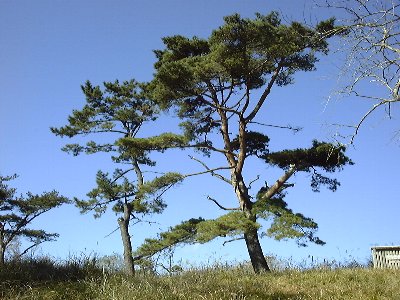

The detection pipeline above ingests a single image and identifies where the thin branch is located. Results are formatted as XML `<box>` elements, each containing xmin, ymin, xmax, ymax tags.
<box><xmin>103</xmin><ymin>214</ymin><xmax>158</xmax><ymax>238</ymax></box>
<box><xmin>241</xmin><ymin>84</ymin><xmax>251</xmax><ymax>114</ymax></box>
<box><xmin>327</xmin><ymin>0</ymin><xmax>400</xmax><ymax>143</ymax></box>
<box><xmin>244</xmin><ymin>62</ymin><xmax>283</xmax><ymax>123</ymax></box>
<box><xmin>248</xmin><ymin>175</ymin><xmax>260</xmax><ymax>190</ymax></box>
<box><xmin>17</xmin><ymin>241</ymin><xmax>46</xmax><ymax>258</ymax></box>
<box><xmin>67</xmin><ymin>129</ymin><xmax>129</xmax><ymax>136</ymax></box>
<box><xmin>111</xmin><ymin>168</ymin><xmax>135</xmax><ymax>184</ymax></box>
<box><xmin>187</xmin><ymin>155</ymin><xmax>232</xmax><ymax>184</ymax></box>
<box><xmin>250</xmin><ymin>121</ymin><xmax>303</xmax><ymax>133</ymax></box>
<box><xmin>350</xmin><ymin>100</ymin><xmax>388</xmax><ymax>144</ymax></box>
<box><xmin>207</xmin><ymin>196</ymin><xmax>240</xmax><ymax>211</ymax></box>
<box><xmin>6</xmin><ymin>209</ymin><xmax>52</xmax><ymax>245</ymax></box>
<box><xmin>104</xmin><ymin>226</ymin><xmax>120</xmax><ymax>238</ymax></box>
<box><xmin>223</xmin><ymin>79</ymin><xmax>237</xmax><ymax>103</ymax></box>
<box><xmin>183</xmin><ymin>166</ymin><xmax>233</xmax><ymax>180</ymax></box>
<box><xmin>222</xmin><ymin>237</ymin><xmax>245</xmax><ymax>246</ymax></box>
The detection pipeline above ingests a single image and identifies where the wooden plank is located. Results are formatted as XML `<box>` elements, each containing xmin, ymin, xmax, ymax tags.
<box><xmin>371</xmin><ymin>247</ymin><xmax>400</xmax><ymax>269</ymax></box>
<box><xmin>386</xmin><ymin>254</ymin><xmax>400</xmax><ymax>261</ymax></box>
<box><xmin>371</xmin><ymin>246</ymin><xmax>400</xmax><ymax>251</ymax></box>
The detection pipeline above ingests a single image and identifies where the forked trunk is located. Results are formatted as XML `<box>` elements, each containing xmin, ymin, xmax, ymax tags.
<box><xmin>220</xmin><ymin>109</ymin><xmax>271</xmax><ymax>273</ymax></box>
<box><xmin>233</xmin><ymin>176</ymin><xmax>271</xmax><ymax>273</ymax></box>
<box><xmin>244</xmin><ymin>226</ymin><xmax>270</xmax><ymax>273</ymax></box>
<box><xmin>118</xmin><ymin>207</ymin><xmax>135</xmax><ymax>276</ymax></box>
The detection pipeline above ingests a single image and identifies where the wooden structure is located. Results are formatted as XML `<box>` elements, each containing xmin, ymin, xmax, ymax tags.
<box><xmin>371</xmin><ymin>246</ymin><xmax>400</xmax><ymax>269</ymax></box>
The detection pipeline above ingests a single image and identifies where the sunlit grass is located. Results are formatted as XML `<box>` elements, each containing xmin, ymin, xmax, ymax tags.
<box><xmin>1</xmin><ymin>256</ymin><xmax>399</xmax><ymax>300</ymax></box>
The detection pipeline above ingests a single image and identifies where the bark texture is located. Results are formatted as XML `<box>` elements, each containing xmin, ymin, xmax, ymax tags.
<box><xmin>118</xmin><ymin>204</ymin><xmax>135</xmax><ymax>276</ymax></box>
<box><xmin>244</xmin><ymin>226</ymin><xmax>270</xmax><ymax>273</ymax></box>
<box><xmin>0</xmin><ymin>245</ymin><xmax>5</xmax><ymax>266</ymax></box>
<box><xmin>232</xmin><ymin>174</ymin><xmax>271</xmax><ymax>272</ymax></box>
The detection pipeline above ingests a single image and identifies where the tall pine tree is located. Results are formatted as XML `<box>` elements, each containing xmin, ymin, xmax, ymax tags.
<box><xmin>51</xmin><ymin>80</ymin><xmax>185</xmax><ymax>275</ymax></box>
<box><xmin>143</xmin><ymin>12</ymin><xmax>352</xmax><ymax>273</ymax></box>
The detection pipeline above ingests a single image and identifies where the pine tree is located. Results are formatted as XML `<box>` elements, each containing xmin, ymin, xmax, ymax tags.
<box><xmin>0</xmin><ymin>175</ymin><xmax>69</xmax><ymax>265</ymax></box>
<box><xmin>143</xmin><ymin>12</ymin><xmax>352</xmax><ymax>273</ymax></box>
<box><xmin>51</xmin><ymin>80</ymin><xmax>185</xmax><ymax>275</ymax></box>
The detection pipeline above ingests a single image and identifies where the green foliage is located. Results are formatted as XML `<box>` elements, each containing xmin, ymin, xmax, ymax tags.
<box><xmin>135</xmin><ymin>212</ymin><xmax>261</xmax><ymax>261</ymax></box>
<box><xmin>231</xmin><ymin>131</ymin><xmax>270</xmax><ymax>158</ymax></box>
<box><xmin>265</xmin><ymin>140</ymin><xmax>353</xmax><ymax>172</ymax></box>
<box><xmin>51</xmin><ymin>79</ymin><xmax>163</xmax><ymax>164</ymax></box>
<box><xmin>196</xmin><ymin>212</ymin><xmax>259</xmax><ymax>243</ymax></box>
<box><xmin>134</xmin><ymin>218</ymin><xmax>204</xmax><ymax>260</ymax></box>
<box><xmin>135</xmin><ymin>172</ymin><xmax>184</xmax><ymax>202</ymax></box>
<box><xmin>254</xmin><ymin>189</ymin><xmax>324</xmax><ymax>247</ymax></box>
<box><xmin>0</xmin><ymin>175</ymin><xmax>69</xmax><ymax>262</ymax></box>
<box><xmin>51</xmin><ymin>80</ymin><xmax>155</xmax><ymax>139</ymax></box>
<box><xmin>265</xmin><ymin>140</ymin><xmax>353</xmax><ymax>192</ymax></box>
<box><xmin>117</xmin><ymin>133</ymin><xmax>188</xmax><ymax>157</ymax></box>
<box><xmin>53</xmin><ymin>80</ymin><xmax>185</xmax><ymax>220</ymax></box>
<box><xmin>53</xmin><ymin>79</ymin><xmax>188</xmax><ymax>275</ymax></box>
<box><xmin>75</xmin><ymin>171</ymin><xmax>183</xmax><ymax>218</ymax></box>
<box><xmin>151</xmin><ymin>12</ymin><xmax>336</xmax><ymax>106</ymax></box>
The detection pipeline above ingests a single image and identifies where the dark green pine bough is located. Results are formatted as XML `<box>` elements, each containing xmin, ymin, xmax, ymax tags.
<box><xmin>134</xmin><ymin>12</ymin><xmax>352</xmax><ymax>273</ymax></box>
<box><xmin>51</xmin><ymin>80</ymin><xmax>186</xmax><ymax>276</ymax></box>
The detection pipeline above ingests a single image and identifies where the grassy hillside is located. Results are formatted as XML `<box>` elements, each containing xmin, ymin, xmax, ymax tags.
<box><xmin>1</xmin><ymin>258</ymin><xmax>399</xmax><ymax>299</ymax></box>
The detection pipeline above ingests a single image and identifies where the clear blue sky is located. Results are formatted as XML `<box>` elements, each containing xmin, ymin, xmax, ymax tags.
<box><xmin>1</xmin><ymin>0</ymin><xmax>399</xmax><ymax>267</ymax></box>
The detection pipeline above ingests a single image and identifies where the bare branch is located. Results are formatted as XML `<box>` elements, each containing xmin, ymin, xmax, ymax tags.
<box><xmin>222</xmin><ymin>237</ymin><xmax>245</xmax><ymax>246</ymax></box>
<box><xmin>187</xmin><ymin>155</ymin><xmax>232</xmax><ymax>184</ymax></box>
<box><xmin>103</xmin><ymin>214</ymin><xmax>159</xmax><ymax>238</ymax></box>
<box><xmin>16</xmin><ymin>241</ymin><xmax>46</xmax><ymax>259</ymax></box>
<box><xmin>248</xmin><ymin>175</ymin><xmax>260</xmax><ymax>190</ymax></box>
<box><xmin>111</xmin><ymin>168</ymin><xmax>135</xmax><ymax>184</ymax></box>
<box><xmin>350</xmin><ymin>100</ymin><xmax>389</xmax><ymax>144</ymax></box>
<box><xmin>250</xmin><ymin>121</ymin><xmax>303</xmax><ymax>133</ymax></box>
<box><xmin>327</xmin><ymin>0</ymin><xmax>400</xmax><ymax>142</ymax></box>
<box><xmin>244</xmin><ymin>62</ymin><xmax>283</xmax><ymax>123</ymax></box>
<box><xmin>207</xmin><ymin>196</ymin><xmax>240</xmax><ymax>211</ymax></box>
<box><xmin>104</xmin><ymin>226</ymin><xmax>120</xmax><ymax>238</ymax></box>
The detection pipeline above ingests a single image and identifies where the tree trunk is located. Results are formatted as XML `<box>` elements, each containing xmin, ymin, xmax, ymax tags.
<box><xmin>118</xmin><ymin>204</ymin><xmax>135</xmax><ymax>276</ymax></box>
<box><xmin>244</xmin><ymin>226</ymin><xmax>270</xmax><ymax>273</ymax></box>
<box><xmin>0</xmin><ymin>248</ymin><xmax>5</xmax><ymax>267</ymax></box>
<box><xmin>232</xmin><ymin>176</ymin><xmax>271</xmax><ymax>273</ymax></box>
<box><xmin>219</xmin><ymin>110</ymin><xmax>270</xmax><ymax>273</ymax></box>
<box><xmin>0</xmin><ymin>225</ymin><xmax>5</xmax><ymax>266</ymax></box>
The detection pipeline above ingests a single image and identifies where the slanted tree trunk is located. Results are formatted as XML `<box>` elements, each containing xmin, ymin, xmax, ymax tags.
<box><xmin>118</xmin><ymin>203</ymin><xmax>135</xmax><ymax>276</ymax></box>
<box><xmin>243</xmin><ymin>214</ymin><xmax>270</xmax><ymax>273</ymax></box>
<box><xmin>233</xmin><ymin>175</ymin><xmax>271</xmax><ymax>273</ymax></box>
